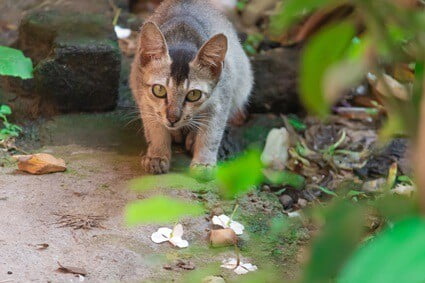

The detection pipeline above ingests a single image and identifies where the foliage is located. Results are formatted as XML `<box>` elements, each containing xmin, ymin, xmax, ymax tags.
<box><xmin>338</xmin><ymin>217</ymin><xmax>425</xmax><ymax>283</ymax></box>
<box><xmin>125</xmin><ymin>195</ymin><xmax>204</xmax><ymax>225</ymax></box>
<box><xmin>0</xmin><ymin>105</ymin><xmax>22</xmax><ymax>141</ymax></box>
<box><xmin>0</xmin><ymin>46</ymin><xmax>33</xmax><ymax>79</ymax></box>
<box><xmin>216</xmin><ymin>149</ymin><xmax>264</xmax><ymax>199</ymax></box>
<box><xmin>243</xmin><ymin>33</ymin><xmax>264</xmax><ymax>56</ymax></box>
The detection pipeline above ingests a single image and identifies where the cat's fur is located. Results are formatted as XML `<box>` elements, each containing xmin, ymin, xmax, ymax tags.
<box><xmin>130</xmin><ymin>0</ymin><xmax>253</xmax><ymax>174</ymax></box>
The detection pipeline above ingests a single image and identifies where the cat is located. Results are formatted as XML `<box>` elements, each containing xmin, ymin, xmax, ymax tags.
<box><xmin>130</xmin><ymin>0</ymin><xmax>253</xmax><ymax>175</ymax></box>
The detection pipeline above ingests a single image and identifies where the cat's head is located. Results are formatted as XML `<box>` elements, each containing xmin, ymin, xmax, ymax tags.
<box><xmin>133</xmin><ymin>22</ymin><xmax>228</xmax><ymax>130</ymax></box>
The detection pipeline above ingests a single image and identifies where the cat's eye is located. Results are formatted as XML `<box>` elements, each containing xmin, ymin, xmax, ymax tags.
<box><xmin>152</xmin><ymin>84</ymin><xmax>167</xmax><ymax>98</ymax></box>
<box><xmin>186</xmin><ymin>90</ymin><xmax>202</xmax><ymax>102</ymax></box>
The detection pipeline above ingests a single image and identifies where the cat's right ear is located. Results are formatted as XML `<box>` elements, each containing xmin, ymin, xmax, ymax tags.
<box><xmin>138</xmin><ymin>22</ymin><xmax>169</xmax><ymax>66</ymax></box>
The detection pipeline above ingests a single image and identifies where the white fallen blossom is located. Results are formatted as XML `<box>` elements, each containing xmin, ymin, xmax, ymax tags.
<box><xmin>221</xmin><ymin>258</ymin><xmax>258</xmax><ymax>275</ymax></box>
<box><xmin>212</xmin><ymin>214</ymin><xmax>244</xmax><ymax>235</ymax></box>
<box><xmin>261</xmin><ymin>128</ymin><xmax>290</xmax><ymax>170</ymax></box>
<box><xmin>114</xmin><ymin>25</ymin><xmax>132</xmax><ymax>39</ymax></box>
<box><xmin>392</xmin><ymin>184</ymin><xmax>416</xmax><ymax>197</ymax></box>
<box><xmin>150</xmin><ymin>224</ymin><xmax>189</xmax><ymax>248</ymax></box>
<box><xmin>287</xmin><ymin>211</ymin><xmax>301</xmax><ymax>218</ymax></box>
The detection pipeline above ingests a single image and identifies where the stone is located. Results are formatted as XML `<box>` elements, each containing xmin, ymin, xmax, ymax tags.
<box><xmin>10</xmin><ymin>10</ymin><xmax>121</xmax><ymax>113</ymax></box>
<box><xmin>13</xmin><ymin>153</ymin><xmax>66</xmax><ymax>175</ymax></box>
<box><xmin>279</xmin><ymin>194</ymin><xmax>294</xmax><ymax>210</ymax></box>
<box><xmin>249</xmin><ymin>47</ymin><xmax>302</xmax><ymax>114</ymax></box>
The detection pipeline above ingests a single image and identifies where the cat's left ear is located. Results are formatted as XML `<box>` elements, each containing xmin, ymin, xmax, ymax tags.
<box><xmin>193</xmin><ymin>34</ymin><xmax>228</xmax><ymax>78</ymax></box>
<box><xmin>138</xmin><ymin>22</ymin><xmax>169</xmax><ymax>66</ymax></box>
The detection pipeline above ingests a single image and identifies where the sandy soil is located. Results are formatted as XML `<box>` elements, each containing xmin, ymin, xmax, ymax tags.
<box><xmin>0</xmin><ymin>113</ymin><xmax>226</xmax><ymax>282</ymax></box>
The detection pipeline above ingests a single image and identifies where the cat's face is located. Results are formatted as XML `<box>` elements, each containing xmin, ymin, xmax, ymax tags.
<box><xmin>134</xmin><ymin>22</ymin><xmax>228</xmax><ymax>130</ymax></box>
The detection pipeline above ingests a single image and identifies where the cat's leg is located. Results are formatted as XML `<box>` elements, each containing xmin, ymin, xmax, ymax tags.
<box><xmin>141</xmin><ymin>118</ymin><xmax>172</xmax><ymax>174</ymax></box>
<box><xmin>191</xmin><ymin>107</ymin><xmax>229</xmax><ymax>171</ymax></box>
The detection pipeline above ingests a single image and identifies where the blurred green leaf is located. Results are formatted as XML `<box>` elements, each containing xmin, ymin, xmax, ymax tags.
<box><xmin>0</xmin><ymin>105</ymin><xmax>12</xmax><ymax>115</ymax></box>
<box><xmin>288</xmin><ymin>115</ymin><xmax>307</xmax><ymax>131</ymax></box>
<box><xmin>303</xmin><ymin>201</ymin><xmax>364</xmax><ymax>283</ymax></box>
<box><xmin>129</xmin><ymin>173</ymin><xmax>207</xmax><ymax>192</ymax></box>
<box><xmin>318</xmin><ymin>186</ymin><xmax>338</xmax><ymax>197</ymax></box>
<box><xmin>264</xmin><ymin>169</ymin><xmax>306</xmax><ymax>190</ymax></box>
<box><xmin>0</xmin><ymin>46</ymin><xmax>33</xmax><ymax>79</ymax></box>
<box><xmin>270</xmin><ymin>0</ymin><xmax>335</xmax><ymax>35</ymax></box>
<box><xmin>216</xmin><ymin>150</ymin><xmax>264</xmax><ymax>199</ymax></box>
<box><xmin>300</xmin><ymin>22</ymin><xmax>356</xmax><ymax>118</ymax></box>
<box><xmin>338</xmin><ymin>217</ymin><xmax>425</xmax><ymax>283</ymax></box>
<box><xmin>125</xmin><ymin>195</ymin><xmax>204</xmax><ymax>225</ymax></box>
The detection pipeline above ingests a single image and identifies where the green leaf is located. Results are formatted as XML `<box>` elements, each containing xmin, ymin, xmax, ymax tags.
<box><xmin>300</xmin><ymin>22</ymin><xmax>356</xmax><ymax>118</ymax></box>
<box><xmin>338</xmin><ymin>217</ymin><xmax>425</xmax><ymax>283</ymax></box>
<box><xmin>318</xmin><ymin>186</ymin><xmax>338</xmax><ymax>197</ymax></box>
<box><xmin>270</xmin><ymin>0</ymin><xmax>334</xmax><ymax>35</ymax></box>
<box><xmin>303</xmin><ymin>201</ymin><xmax>364</xmax><ymax>283</ymax></box>
<box><xmin>288</xmin><ymin>115</ymin><xmax>307</xmax><ymax>131</ymax></box>
<box><xmin>129</xmin><ymin>173</ymin><xmax>207</xmax><ymax>192</ymax></box>
<box><xmin>0</xmin><ymin>105</ymin><xmax>12</xmax><ymax>115</ymax></box>
<box><xmin>263</xmin><ymin>169</ymin><xmax>306</xmax><ymax>190</ymax></box>
<box><xmin>125</xmin><ymin>195</ymin><xmax>204</xmax><ymax>225</ymax></box>
<box><xmin>216</xmin><ymin>150</ymin><xmax>264</xmax><ymax>199</ymax></box>
<box><xmin>0</xmin><ymin>46</ymin><xmax>33</xmax><ymax>79</ymax></box>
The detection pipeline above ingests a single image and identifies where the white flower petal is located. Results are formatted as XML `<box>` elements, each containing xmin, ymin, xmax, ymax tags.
<box><xmin>241</xmin><ymin>263</ymin><xmax>257</xmax><ymax>272</ymax></box>
<box><xmin>288</xmin><ymin>211</ymin><xmax>301</xmax><ymax>218</ymax></box>
<box><xmin>151</xmin><ymin>227</ymin><xmax>172</xmax><ymax>243</ymax></box>
<box><xmin>220</xmin><ymin>258</ymin><xmax>237</xmax><ymax>269</ymax></box>
<box><xmin>212</xmin><ymin>214</ymin><xmax>230</xmax><ymax>228</ymax></box>
<box><xmin>114</xmin><ymin>25</ymin><xmax>132</xmax><ymax>39</ymax></box>
<box><xmin>234</xmin><ymin>266</ymin><xmax>250</xmax><ymax>275</ymax></box>
<box><xmin>229</xmin><ymin>221</ymin><xmax>245</xmax><ymax>235</ymax></box>
<box><xmin>170</xmin><ymin>238</ymin><xmax>189</xmax><ymax>248</ymax></box>
<box><xmin>172</xmin><ymin>224</ymin><xmax>184</xmax><ymax>238</ymax></box>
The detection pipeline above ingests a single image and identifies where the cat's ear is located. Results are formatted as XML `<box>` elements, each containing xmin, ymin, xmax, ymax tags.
<box><xmin>194</xmin><ymin>34</ymin><xmax>228</xmax><ymax>77</ymax></box>
<box><xmin>138</xmin><ymin>22</ymin><xmax>169</xmax><ymax>66</ymax></box>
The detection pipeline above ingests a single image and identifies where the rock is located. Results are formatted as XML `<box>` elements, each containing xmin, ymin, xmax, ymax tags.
<box><xmin>249</xmin><ymin>47</ymin><xmax>302</xmax><ymax>114</ymax></box>
<box><xmin>209</xmin><ymin>228</ymin><xmax>237</xmax><ymax>247</ymax></box>
<box><xmin>279</xmin><ymin>194</ymin><xmax>294</xmax><ymax>210</ymax></box>
<box><xmin>298</xmin><ymin>198</ymin><xmax>308</xmax><ymax>207</ymax></box>
<box><xmin>202</xmin><ymin>276</ymin><xmax>226</xmax><ymax>283</ymax></box>
<box><xmin>13</xmin><ymin>153</ymin><xmax>66</xmax><ymax>175</ymax></box>
<box><xmin>261</xmin><ymin>127</ymin><xmax>290</xmax><ymax>170</ymax></box>
<box><xmin>7</xmin><ymin>10</ymin><xmax>120</xmax><ymax>114</ymax></box>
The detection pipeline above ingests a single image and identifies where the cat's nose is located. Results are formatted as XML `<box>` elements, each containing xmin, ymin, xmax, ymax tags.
<box><xmin>167</xmin><ymin>115</ymin><xmax>181</xmax><ymax>126</ymax></box>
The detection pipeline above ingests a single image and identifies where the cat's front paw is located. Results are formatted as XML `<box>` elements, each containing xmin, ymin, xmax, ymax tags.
<box><xmin>190</xmin><ymin>163</ymin><xmax>216</xmax><ymax>182</ymax></box>
<box><xmin>141</xmin><ymin>155</ymin><xmax>170</xmax><ymax>175</ymax></box>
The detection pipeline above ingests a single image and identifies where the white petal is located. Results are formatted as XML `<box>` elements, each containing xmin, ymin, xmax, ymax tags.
<box><xmin>114</xmin><ymin>26</ymin><xmax>131</xmax><ymax>39</ymax></box>
<box><xmin>172</xmin><ymin>224</ymin><xmax>184</xmax><ymax>238</ymax></box>
<box><xmin>150</xmin><ymin>227</ymin><xmax>172</xmax><ymax>243</ymax></box>
<box><xmin>229</xmin><ymin>221</ymin><xmax>245</xmax><ymax>235</ymax></box>
<box><xmin>220</xmin><ymin>258</ymin><xmax>238</xmax><ymax>269</ymax></box>
<box><xmin>170</xmin><ymin>238</ymin><xmax>189</xmax><ymax>248</ymax></box>
<box><xmin>241</xmin><ymin>263</ymin><xmax>258</xmax><ymax>272</ymax></box>
<box><xmin>234</xmin><ymin>266</ymin><xmax>250</xmax><ymax>275</ymax></box>
<box><xmin>212</xmin><ymin>214</ymin><xmax>231</xmax><ymax>228</ymax></box>
<box><xmin>392</xmin><ymin>184</ymin><xmax>416</xmax><ymax>196</ymax></box>
<box><xmin>288</xmin><ymin>211</ymin><xmax>301</xmax><ymax>218</ymax></box>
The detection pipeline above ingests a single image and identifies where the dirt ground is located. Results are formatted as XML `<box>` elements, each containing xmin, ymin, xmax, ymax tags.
<box><xmin>0</xmin><ymin>113</ymin><xmax>241</xmax><ymax>282</ymax></box>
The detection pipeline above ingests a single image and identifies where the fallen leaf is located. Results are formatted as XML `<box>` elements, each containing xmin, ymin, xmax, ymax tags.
<box><xmin>35</xmin><ymin>243</ymin><xmax>49</xmax><ymax>250</ymax></box>
<box><xmin>13</xmin><ymin>153</ymin><xmax>66</xmax><ymax>175</ymax></box>
<box><xmin>57</xmin><ymin>262</ymin><xmax>87</xmax><ymax>276</ymax></box>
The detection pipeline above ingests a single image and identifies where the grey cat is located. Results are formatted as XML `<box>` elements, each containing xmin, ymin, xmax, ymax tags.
<box><xmin>130</xmin><ymin>0</ymin><xmax>253</xmax><ymax>175</ymax></box>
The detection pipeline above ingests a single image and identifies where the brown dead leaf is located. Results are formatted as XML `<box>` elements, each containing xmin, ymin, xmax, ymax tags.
<box><xmin>13</xmin><ymin>153</ymin><xmax>66</xmax><ymax>175</ymax></box>
<box><xmin>57</xmin><ymin>262</ymin><xmax>87</xmax><ymax>276</ymax></box>
<box><xmin>55</xmin><ymin>214</ymin><xmax>106</xmax><ymax>230</ymax></box>
<box><xmin>35</xmin><ymin>243</ymin><xmax>49</xmax><ymax>250</ymax></box>
<box><xmin>163</xmin><ymin>260</ymin><xmax>195</xmax><ymax>271</ymax></box>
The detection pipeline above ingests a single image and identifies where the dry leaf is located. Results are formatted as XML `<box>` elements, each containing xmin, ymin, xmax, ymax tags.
<box><xmin>35</xmin><ymin>243</ymin><xmax>49</xmax><ymax>250</ymax></box>
<box><xmin>13</xmin><ymin>153</ymin><xmax>66</xmax><ymax>175</ymax></box>
<box><xmin>57</xmin><ymin>262</ymin><xmax>87</xmax><ymax>276</ymax></box>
